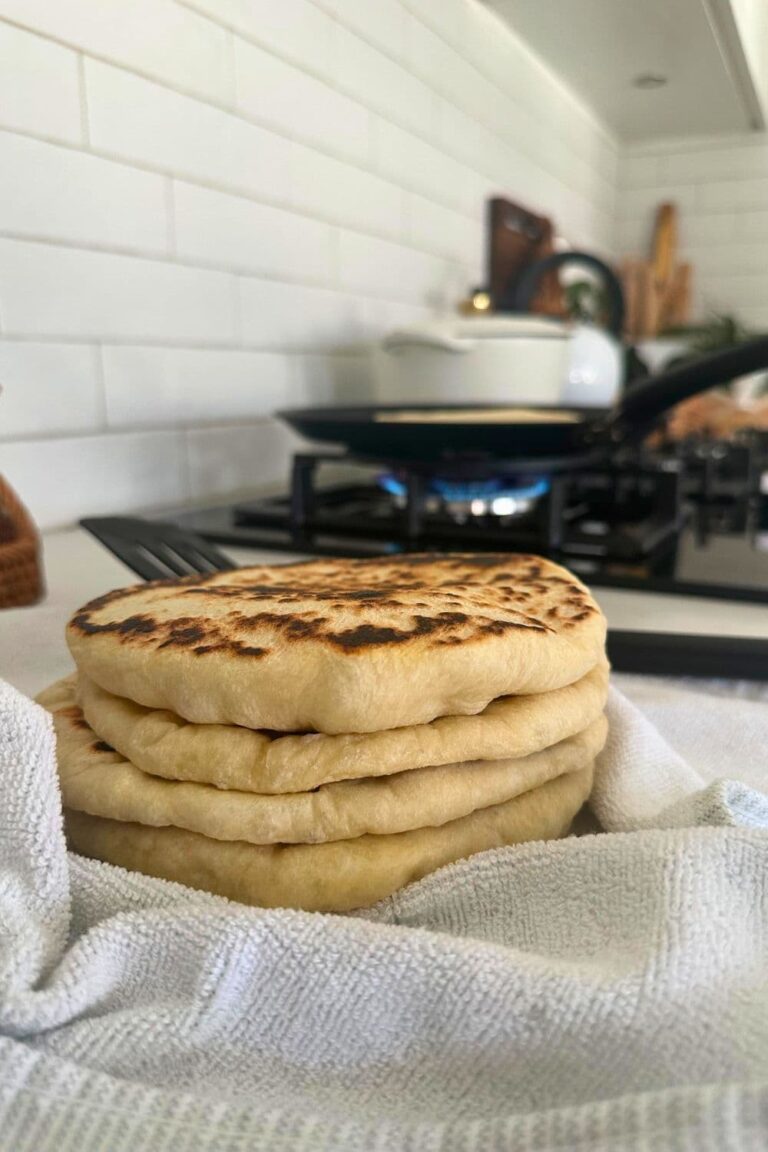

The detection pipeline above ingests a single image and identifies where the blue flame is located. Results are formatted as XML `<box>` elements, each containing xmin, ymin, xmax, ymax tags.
<box><xmin>379</xmin><ymin>474</ymin><xmax>550</xmax><ymax>503</ymax></box>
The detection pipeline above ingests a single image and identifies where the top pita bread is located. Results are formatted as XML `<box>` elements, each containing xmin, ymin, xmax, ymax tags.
<box><xmin>66</xmin><ymin>553</ymin><xmax>606</xmax><ymax>734</ymax></box>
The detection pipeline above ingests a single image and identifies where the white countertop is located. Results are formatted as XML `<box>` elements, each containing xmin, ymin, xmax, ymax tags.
<box><xmin>2</xmin><ymin>527</ymin><xmax>768</xmax><ymax>699</ymax></box>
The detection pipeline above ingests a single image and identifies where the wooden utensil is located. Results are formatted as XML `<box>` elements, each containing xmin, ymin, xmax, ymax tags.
<box><xmin>487</xmin><ymin>197</ymin><xmax>562</xmax><ymax>314</ymax></box>
<box><xmin>636</xmin><ymin>262</ymin><xmax>662</xmax><ymax>338</ymax></box>
<box><xmin>627</xmin><ymin>203</ymin><xmax>691</xmax><ymax>337</ymax></box>
<box><xmin>661</xmin><ymin>262</ymin><xmax>692</xmax><ymax>329</ymax></box>
<box><xmin>620</xmin><ymin>258</ymin><xmax>642</xmax><ymax>338</ymax></box>
<box><xmin>651</xmin><ymin>203</ymin><xmax>678</xmax><ymax>292</ymax></box>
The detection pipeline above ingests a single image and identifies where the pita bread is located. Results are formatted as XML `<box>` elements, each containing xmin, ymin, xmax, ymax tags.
<box><xmin>76</xmin><ymin>663</ymin><xmax>609</xmax><ymax>793</ymax></box>
<box><xmin>39</xmin><ymin>676</ymin><xmax>606</xmax><ymax>845</ymax></box>
<box><xmin>64</xmin><ymin>761</ymin><xmax>594</xmax><ymax>912</ymax></box>
<box><xmin>66</xmin><ymin>554</ymin><xmax>606</xmax><ymax>733</ymax></box>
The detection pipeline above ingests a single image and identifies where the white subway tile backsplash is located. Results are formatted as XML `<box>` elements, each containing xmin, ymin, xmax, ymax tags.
<box><xmin>102</xmin><ymin>345</ymin><xmax>296</xmax><ymax>427</ymax></box>
<box><xmin>0</xmin><ymin>23</ymin><xmax>81</xmax><ymax>144</ymax></box>
<box><xmin>173</xmin><ymin>181</ymin><xmax>333</xmax><ymax>282</ymax></box>
<box><xmin>734</xmin><ymin>211</ymin><xmax>768</xmax><ymax>241</ymax></box>
<box><xmin>374</xmin><ymin>117</ymin><xmax>474</xmax><ymax>215</ymax></box>
<box><xmin>698</xmin><ymin>177</ymin><xmax>768</xmax><ymax>212</ymax></box>
<box><xmin>314</xmin><ymin>0</ymin><xmax>406</xmax><ymax>60</ymax></box>
<box><xmin>435</xmin><ymin>99</ymin><xmax>499</xmax><ymax>184</ymax></box>
<box><xmin>464</xmin><ymin>3</ymin><xmax>551</xmax><ymax>131</ymax></box>
<box><xmin>289</xmin><ymin>353</ymin><xmax>335</xmax><ymax>405</ymax></box>
<box><xmin>0</xmin><ymin>342</ymin><xmax>102</xmax><ymax>438</ymax></box>
<box><xmin>85</xmin><ymin>59</ymin><xmax>293</xmax><ymax>207</ymax></box>
<box><xmin>329</xmin><ymin>351</ymin><xmax>375</xmax><ymax>403</ymax></box>
<box><xmin>0</xmin><ymin>131</ymin><xmax>168</xmax><ymax>253</ymax></box>
<box><xmin>338</xmin><ymin>230</ymin><xmax>450</xmax><ymax>304</ymax></box>
<box><xmin>184</xmin><ymin>0</ymin><xmax>335</xmax><ymax>78</ymax></box>
<box><xmin>406</xmin><ymin>193</ymin><xmax>481</xmax><ymax>264</ymax></box>
<box><xmin>290</xmin><ymin>142</ymin><xmax>405</xmax><ymax>240</ymax></box>
<box><xmin>2</xmin><ymin>429</ymin><xmax>188</xmax><ymax>528</ymax></box>
<box><xmin>403</xmin><ymin>0</ymin><xmax>468</xmax><ymax>50</ymax></box>
<box><xmin>618</xmin><ymin>184</ymin><xmax>699</xmax><ymax>219</ymax></box>
<box><xmin>406</xmin><ymin>14</ymin><xmax>496</xmax><ymax>129</ymax></box>
<box><xmin>332</xmin><ymin>22</ymin><xmax>436</xmax><ymax>139</ymax></box>
<box><xmin>619</xmin><ymin>155</ymin><xmax>661</xmax><ymax>190</ymax></box>
<box><xmin>684</xmin><ymin>242</ymin><xmax>768</xmax><ymax>277</ymax></box>
<box><xmin>0</xmin><ymin>239</ymin><xmax>236</xmax><ymax>341</ymax></box>
<box><xmin>679</xmin><ymin>213</ymin><xmax>736</xmax><ymax>247</ymax></box>
<box><xmin>238</xmin><ymin>278</ymin><xmax>373</xmax><ymax>348</ymax></box>
<box><xmin>614</xmin><ymin>215</ymin><xmax>652</xmax><ymax>255</ymax></box>
<box><xmin>698</xmin><ymin>273</ymin><xmax>768</xmax><ymax>310</ymax></box>
<box><xmin>234</xmin><ymin>37</ymin><xmax>370</xmax><ymax>164</ymax></box>
<box><xmin>0</xmin><ymin>0</ymin><xmax>231</xmax><ymax>104</ymax></box>
<box><xmin>185</xmin><ymin>419</ymin><xmax>299</xmax><ymax>500</ymax></box>
<box><xmin>659</xmin><ymin>146</ymin><xmax>768</xmax><ymax>185</ymax></box>
<box><xmin>360</xmin><ymin>298</ymin><xmax>434</xmax><ymax>340</ymax></box>
<box><xmin>735</xmin><ymin>304</ymin><xmax>768</xmax><ymax>328</ymax></box>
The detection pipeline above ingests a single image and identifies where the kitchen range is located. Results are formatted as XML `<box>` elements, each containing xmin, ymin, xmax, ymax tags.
<box><xmin>172</xmin><ymin>425</ymin><xmax>768</xmax><ymax>598</ymax></box>
<box><xmin>154</xmin><ymin>375</ymin><xmax>768</xmax><ymax>680</ymax></box>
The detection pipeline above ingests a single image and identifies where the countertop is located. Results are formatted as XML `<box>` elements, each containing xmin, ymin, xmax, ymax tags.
<box><xmin>2</xmin><ymin>527</ymin><xmax>768</xmax><ymax>700</ymax></box>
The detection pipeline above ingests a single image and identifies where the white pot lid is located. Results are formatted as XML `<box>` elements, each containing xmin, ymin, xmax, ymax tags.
<box><xmin>383</xmin><ymin>315</ymin><xmax>570</xmax><ymax>349</ymax></box>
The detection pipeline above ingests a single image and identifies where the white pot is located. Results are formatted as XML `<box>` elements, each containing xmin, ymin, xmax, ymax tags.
<box><xmin>373</xmin><ymin>315</ymin><xmax>571</xmax><ymax>407</ymax></box>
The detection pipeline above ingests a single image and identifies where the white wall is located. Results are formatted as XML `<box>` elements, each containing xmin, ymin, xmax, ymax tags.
<box><xmin>616</xmin><ymin>133</ymin><xmax>768</xmax><ymax>331</ymax></box>
<box><xmin>0</xmin><ymin>0</ymin><xmax>617</xmax><ymax>528</ymax></box>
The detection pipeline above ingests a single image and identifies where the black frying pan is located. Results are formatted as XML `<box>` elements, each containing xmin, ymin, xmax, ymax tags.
<box><xmin>278</xmin><ymin>336</ymin><xmax>768</xmax><ymax>465</ymax></box>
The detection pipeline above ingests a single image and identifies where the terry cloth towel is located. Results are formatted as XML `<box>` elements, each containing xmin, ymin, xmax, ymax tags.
<box><xmin>1</xmin><ymin>677</ymin><xmax>768</xmax><ymax>1152</ymax></box>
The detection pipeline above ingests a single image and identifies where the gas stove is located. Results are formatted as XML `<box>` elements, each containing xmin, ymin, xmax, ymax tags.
<box><xmin>173</xmin><ymin>432</ymin><xmax>768</xmax><ymax>609</ymax></box>
<box><xmin>73</xmin><ymin>428</ymin><xmax>763</xmax><ymax>679</ymax></box>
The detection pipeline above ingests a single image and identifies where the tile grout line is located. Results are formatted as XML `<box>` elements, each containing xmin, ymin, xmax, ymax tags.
<box><xmin>76</xmin><ymin>53</ymin><xmax>90</xmax><ymax>146</ymax></box>
<box><xmin>328</xmin><ymin>227</ymin><xmax>341</xmax><ymax>289</ymax></box>
<box><xmin>230</xmin><ymin>276</ymin><xmax>243</xmax><ymax>346</ymax></box>
<box><xmin>228</xmin><ymin>25</ymin><xmax>239</xmax><ymax>110</ymax></box>
<box><xmin>179</xmin><ymin>428</ymin><xmax>194</xmax><ymax>506</ymax></box>
<box><xmin>164</xmin><ymin>178</ymin><xmax>177</xmax><ymax>259</ymax></box>
<box><xmin>91</xmin><ymin>343</ymin><xmax>109</xmax><ymax>431</ymax></box>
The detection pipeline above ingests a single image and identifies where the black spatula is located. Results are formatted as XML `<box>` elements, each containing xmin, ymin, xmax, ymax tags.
<box><xmin>80</xmin><ymin>516</ymin><xmax>234</xmax><ymax>581</ymax></box>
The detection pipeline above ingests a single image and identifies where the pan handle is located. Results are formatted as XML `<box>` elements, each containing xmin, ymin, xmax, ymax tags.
<box><xmin>606</xmin><ymin>335</ymin><xmax>768</xmax><ymax>436</ymax></box>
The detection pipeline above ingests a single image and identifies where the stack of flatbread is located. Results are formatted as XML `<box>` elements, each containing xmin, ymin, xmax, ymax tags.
<box><xmin>38</xmin><ymin>554</ymin><xmax>609</xmax><ymax>913</ymax></box>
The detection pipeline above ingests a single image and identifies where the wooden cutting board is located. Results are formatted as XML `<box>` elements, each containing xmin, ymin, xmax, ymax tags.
<box><xmin>623</xmin><ymin>202</ymin><xmax>692</xmax><ymax>337</ymax></box>
<box><xmin>652</xmin><ymin>203</ymin><xmax>677</xmax><ymax>291</ymax></box>
<box><xmin>487</xmin><ymin>197</ymin><xmax>563</xmax><ymax>315</ymax></box>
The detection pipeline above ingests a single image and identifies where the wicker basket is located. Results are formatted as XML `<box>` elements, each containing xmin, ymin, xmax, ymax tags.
<box><xmin>0</xmin><ymin>475</ymin><xmax>44</xmax><ymax>608</ymax></box>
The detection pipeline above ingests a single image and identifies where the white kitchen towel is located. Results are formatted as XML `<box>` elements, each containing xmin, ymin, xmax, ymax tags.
<box><xmin>1</xmin><ymin>676</ymin><xmax>768</xmax><ymax>1151</ymax></box>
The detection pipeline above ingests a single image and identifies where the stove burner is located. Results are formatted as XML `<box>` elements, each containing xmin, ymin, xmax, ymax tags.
<box><xmin>378</xmin><ymin>473</ymin><xmax>551</xmax><ymax>519</ymax></box>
